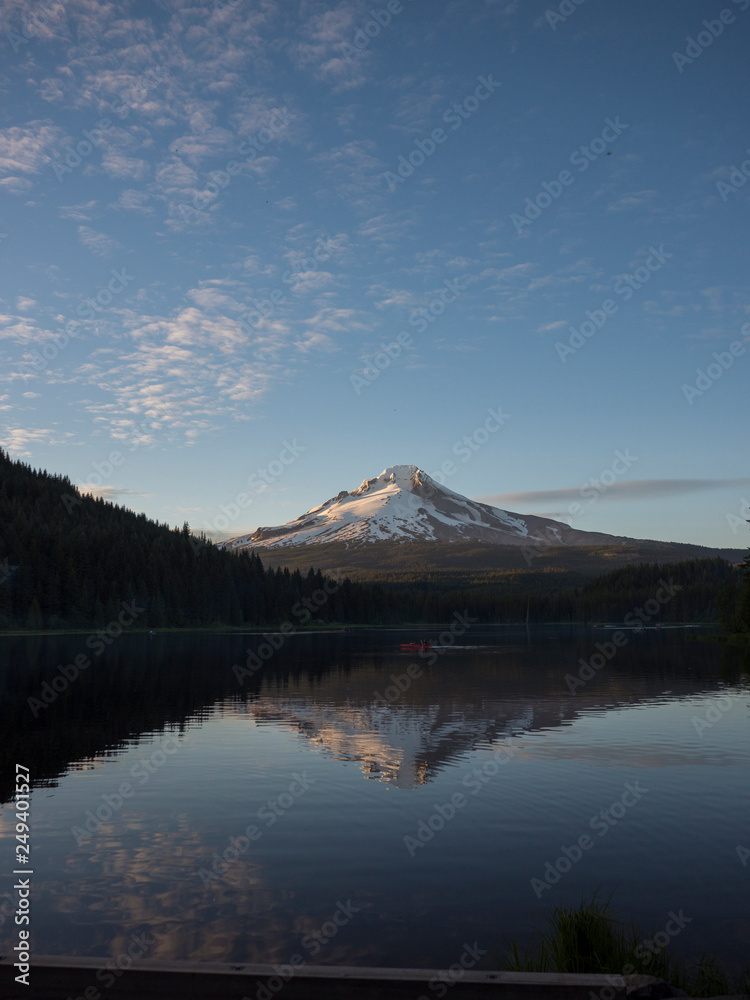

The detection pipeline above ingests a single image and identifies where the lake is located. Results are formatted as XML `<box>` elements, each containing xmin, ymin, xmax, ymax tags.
<box><xmin>0</xmin><ymin>626</ymin><xmax>748</xmax><ymax>973</ymax></box>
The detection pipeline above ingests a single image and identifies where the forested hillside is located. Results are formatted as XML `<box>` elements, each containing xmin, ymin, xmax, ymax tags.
<box><xmin>0</xmin><ymin>449</ymin><xmax>380</xmax><ymax>629</ymax></box>
<box><xmin>0</xmin><ymin>449</ymin><xmax>745</xmax><ymax>630</ymax></box>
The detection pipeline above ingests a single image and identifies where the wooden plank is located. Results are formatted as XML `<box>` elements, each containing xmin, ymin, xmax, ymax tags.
<box><xmin>0</xmin><ymin>955</ymin><xmax>650</xmax><ymax>1000</ymax></box>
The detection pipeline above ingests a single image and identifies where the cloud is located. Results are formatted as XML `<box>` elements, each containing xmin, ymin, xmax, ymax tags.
<box><xmin>288</xmin><ymin>270</ymin><xmax>336</xmax><ymax>295</ymax></box>
<box><xmin>301</xmin><ymin>306</ymin><xmax>370</xmax><ymax>334</ymax></box>
<box><xmin>68</xmin><ymin>303</ymin><xmax>285</xmax><ymax>443</ymax></box>
<box><xmin>78</xmin><ymin>484</ymin><xmax>150</xmax><ymax>502</ymax></box>
<box><xmin>358</xmin><ymin>211</ymin><xmax>416</xmax><ymax>247</ymax></box>
<box><xmin>0</xmin><ymin>0</ymin><xmax>69</xmax><ymax>42</ymax></box>
<box><xmin>288</xmin><ymin>5</ymin><xmax>373</xmax><ymax>89</ymax></box>
<box><xmin>537</xmin><ymin>320</ymin><xmax>567</xmax><ymax>332</ymax></box>
<box><xmin>607</xmin><ymin>190</ymin><xmax>659</xmax><ymax>213</ymax></box>
<box><xmin>479</xmin><ymin>479</ymin><xmax>750</xmax><ymax>509</ymax></box>
<box><xmin>77</xmin><ymin>225</ymin><xmax>123</xmax><ymax>256</ymax></box>
<box><xmin>0</xmin><ymin>176</ymin><xmax>33</xmax><ymax>194</ymax></box>
<box><xmin>0</xmin><ymin>312</ymin><xmax>47</xmax><ymax>344</ymax></box>
<box><xmin>169</xmin><ymin>122</ymin><xmax>236</xmax><ymax>167</ymax></box>
<box><xmin>368</xmin><ymin>285</ymin><xmax>420</xmax><ymax>310</ymax></box>
<box><xmin>111</xmin><ymin>188</ymin><xmax>152</xmax><ymax>214</ymax></box>
<box><xmin>314</xmin><ymin>139</ymin><xmax>385</xmax><ymax>206</ymax></box>
<box><xmin>39</xmin><ymin>78</ymin><xmax>65</xmax><ymax>102</ymax></box>
<box><xmin>0</xmin><ymin>122</ymin><xmax>68</xmax><ymax>182</ymax></box>
<box><xmin>1</xmin><ymin>426</ymin><xmax>75</xmax><ymax>456</ymax></box>
<box><xmin>294</xmin><ymin>331</ymin><xmax>337</xmax><ymax>353</ymax></box>
<box><xmin>100</xmin><ymin>149</ymin><xmax>149</xmax><ymax>181</ymax></box>
<box><xmin>59</xmin><ymin>200</ymin><xmax>99</xmax><ymax>221</ymax></box>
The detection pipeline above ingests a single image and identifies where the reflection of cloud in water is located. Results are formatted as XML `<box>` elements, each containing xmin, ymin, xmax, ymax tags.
<box><xmin>43</xmin><ymin>815</ymin><xmax>305</xmax><ymax>964</ymax></box>
<box><xmin>32</xmin><ymin>810</ymin><xmax>387</xmax><ymax>966</ymax></box>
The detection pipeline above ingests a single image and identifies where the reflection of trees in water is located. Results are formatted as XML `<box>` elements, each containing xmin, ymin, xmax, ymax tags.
<box><xmin>2</xmin><ymin>630</ymin><xmax>747</xmax><ymax>802</ymax></box>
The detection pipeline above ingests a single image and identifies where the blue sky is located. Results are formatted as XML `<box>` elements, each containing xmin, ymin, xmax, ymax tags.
<box><xmin>1</xmin><ymin>0</ymin><xmax>748</xmax><ymax>548</ymax></box>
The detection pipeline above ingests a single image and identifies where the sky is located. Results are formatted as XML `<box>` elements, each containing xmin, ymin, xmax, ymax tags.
<box><xmin>1</xmin><ymin>0</ymin><xmax>749</xmax><ymax>549</ymax></box>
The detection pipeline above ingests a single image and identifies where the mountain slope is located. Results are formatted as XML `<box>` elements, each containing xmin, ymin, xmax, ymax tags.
<box><xmin>223</xmin><ymin>464</ymin><xmax>632</xmax><ymax>552</ymax></box>
<box><xmin>0</xmin><ymin>448</ymin><xmax>362</xmax><ymax>629</ymax></box>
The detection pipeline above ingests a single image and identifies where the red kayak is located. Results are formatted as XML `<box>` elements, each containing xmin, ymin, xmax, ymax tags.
<box><xmin>400</xmin><ymin>641</ymin><xmax>431</xmax><ymax>650</ymax></box>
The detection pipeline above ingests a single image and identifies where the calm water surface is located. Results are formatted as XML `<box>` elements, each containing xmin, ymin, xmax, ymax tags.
<box><xmin>1</xmin><ymin>627</ymin><xmax>748</xmax><ymax>970</ymax></box>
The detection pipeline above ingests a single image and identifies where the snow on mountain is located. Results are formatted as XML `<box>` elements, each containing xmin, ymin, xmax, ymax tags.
<box><xmin>221</xmin><ymin>464</ymin><xmax>625</xmax><ymax>552</ymax></box>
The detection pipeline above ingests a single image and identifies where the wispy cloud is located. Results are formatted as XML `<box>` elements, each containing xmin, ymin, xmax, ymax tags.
<box><xmin>1</xmin><ymin>426</ymin><xmax>75</xmax><ymax>456</ymax></box>
<box><xmin>78</xmin><ymin>484</ymin><xmax>150</xmax><ymax>502</ymax></box>
<box><xmin>0</xmin><ymin>122</ymin><xmax>68</xmax><ymax>188</ymax></box>
<box><xmin>77</xmin><ymin>225</ymin><xmax>123</xmax><ymax>256</ymax></box>
<box><xmin>59</xmin><ymin>201</ymin><xmax>99</xmax><ymax>222</ymax></box>
<box><xmin>480</xmin><ymin>479</ymin><xmax>750</xmax><ymax>509</ymax></box>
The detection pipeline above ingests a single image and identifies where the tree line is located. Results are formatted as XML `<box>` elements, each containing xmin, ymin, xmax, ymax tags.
<box><xmin>1</xmin><ymin>448</ymin><xmax>747</xmax><ymax>629</ymax></box>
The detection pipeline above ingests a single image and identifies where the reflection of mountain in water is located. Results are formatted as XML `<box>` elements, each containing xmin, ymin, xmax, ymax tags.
<box><xmin>243</xmin><ymin>697</ymin><xmax>535</xmax><ymax>788</ymax></box>
<box><xmin>2</xmin><ymin>628</ymin><xmax>748</xmax><ymax>802</ymax></box>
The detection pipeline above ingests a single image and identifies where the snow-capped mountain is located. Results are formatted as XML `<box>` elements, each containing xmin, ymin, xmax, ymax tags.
<box><xmin>222</xmin><ymin>464</ymin><xmax>627</xmax><ymax>551</ymax></box>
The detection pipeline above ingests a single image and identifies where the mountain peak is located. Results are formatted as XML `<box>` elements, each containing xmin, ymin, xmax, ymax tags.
<box><xmin>353</xmin><ymin>465</ymin><xmax>428</xmax><ymax>496</ymax></box>
<box><xmin>222</xmin><ymin>464</ymin><xmax>627</xmax><ymax>552</ymax></box>
<box><xmin>381</xmin><ymin>464</ymin><xmax>423</xmax><ymax>481</ymax></box>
